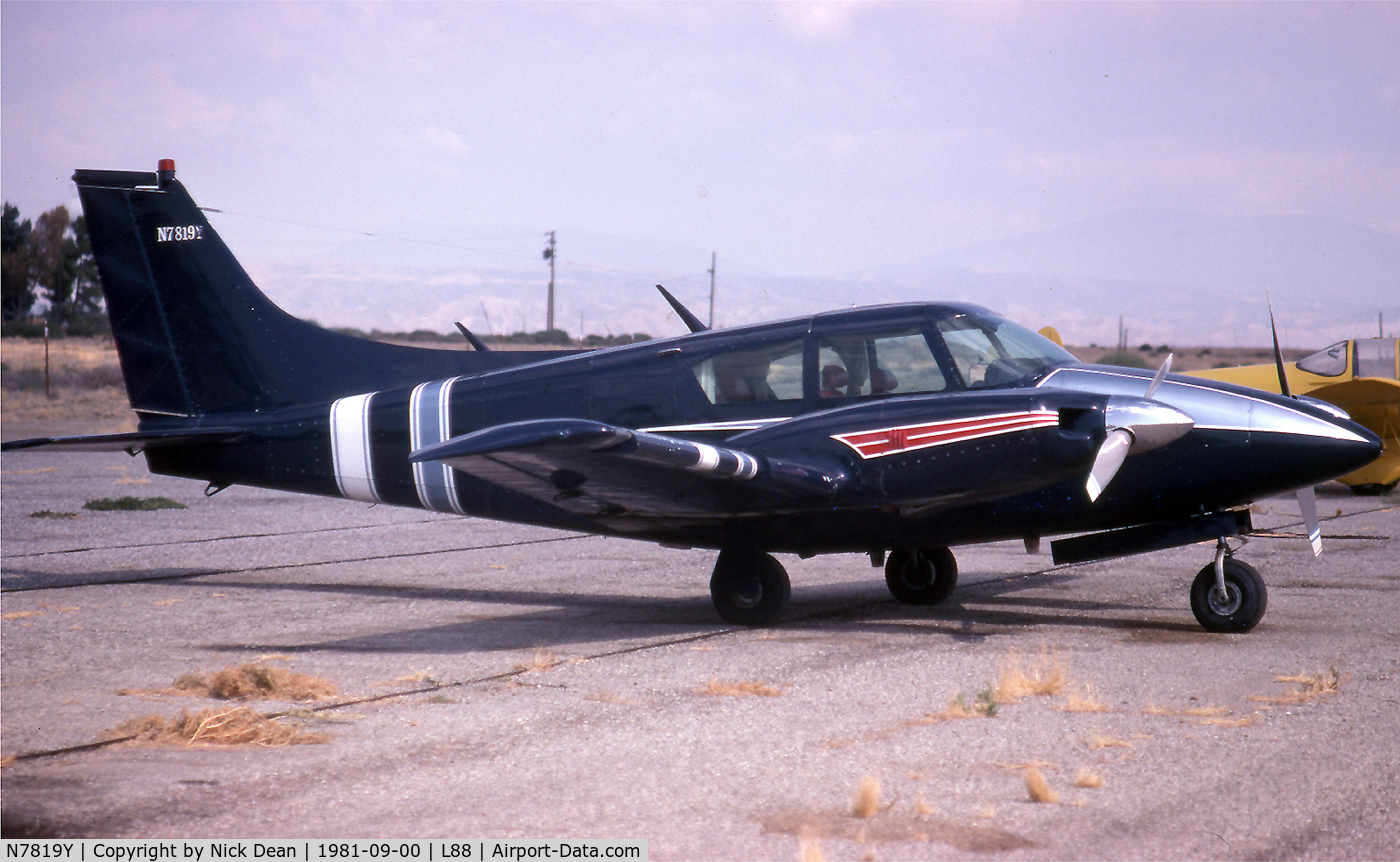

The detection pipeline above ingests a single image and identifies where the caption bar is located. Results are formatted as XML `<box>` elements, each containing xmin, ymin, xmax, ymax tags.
<box><xmin>1</xmin><ymin>842</ymin><xmax>646</xmax><ymax>862</ymax></box>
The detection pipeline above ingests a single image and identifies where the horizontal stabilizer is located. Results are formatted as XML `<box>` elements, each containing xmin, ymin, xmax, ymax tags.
<box><xmin>1</xmin><ymin>427</ymin><xmax>246</xmax><ymax>455</ymax></box>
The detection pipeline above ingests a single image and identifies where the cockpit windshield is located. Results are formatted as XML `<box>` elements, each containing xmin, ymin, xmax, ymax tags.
<box><xmin>936</xmin><ymin>312</ymin><xmax>1077</xmax><ymax>389</ymax></box>
<box><xmin>1296</xmin><ymin>341</ymin><xmax>1348</xmax><ymax>377</ymax></box>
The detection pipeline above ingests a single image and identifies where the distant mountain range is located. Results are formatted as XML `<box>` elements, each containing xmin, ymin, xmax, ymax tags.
<box><xmin>240</xmin><ymin>210</ymin><xmax>1398</xmax><ymax>351</ymax></box>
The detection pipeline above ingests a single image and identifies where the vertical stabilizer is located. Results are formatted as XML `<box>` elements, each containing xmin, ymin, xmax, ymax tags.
<box><xmin>75</xmin><ymin>162</ymin><xmax>557</xmax><ymax>417</ymax></box>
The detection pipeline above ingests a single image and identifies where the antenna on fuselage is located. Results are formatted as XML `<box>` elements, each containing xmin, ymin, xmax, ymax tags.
<box><xmin>656</xmin><ymin>285</ymin><xmax>709</xmax><ymax>333</ymax></box>
<box><xmin>455</xmin><ymin>321</ymin><xmax>491</xmax><ymax>352</ymax></box>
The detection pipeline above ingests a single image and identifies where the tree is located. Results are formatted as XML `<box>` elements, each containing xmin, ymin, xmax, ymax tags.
<box><xmin>48</xmin><ymin>215</ymin><xmax>104</xmax><ymax>331</ymax></box>
<box><xmin>28</xmin><ymin>206</ymin><xmax>73</xmax><ymax>327</ymax></box>
<box><xmin>0</xmin><ymin>204</ymin><xmax>105</xmax><ymax>333</ymax></box>
<box><xmin>1</xmin><ymin>202</ymin><xmax>34</xmax><ymax>322</ymax></box>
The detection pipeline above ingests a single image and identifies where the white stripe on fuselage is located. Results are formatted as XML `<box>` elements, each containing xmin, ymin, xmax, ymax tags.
<box><xmin>410</xmin><ymin>378</ymin><xmax>467</xmax><ymax>514</ymax></box>
<box><xmin>330</xmin><ymin>392</ymin><xmax>380</xmax><ymax>504</ymax></box>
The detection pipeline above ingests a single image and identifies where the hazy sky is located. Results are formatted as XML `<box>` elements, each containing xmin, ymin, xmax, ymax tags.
<box><xmin>3</xmin><ymin>1</ymin><xmax>1397</xmax><ymax>337</ymax></box>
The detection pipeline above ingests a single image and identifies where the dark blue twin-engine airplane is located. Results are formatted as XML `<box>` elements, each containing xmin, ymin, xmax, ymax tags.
<box><xmin>3</xmin><ymin>162</ymin><xmax>1382</xmax><ymax>632</ymax></box>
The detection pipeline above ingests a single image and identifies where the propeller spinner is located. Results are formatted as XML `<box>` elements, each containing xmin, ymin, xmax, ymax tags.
<box><xmin>1086</xmin><ymin>354</ymin><xmax>1193</xmax><ymax>502</ymax></box>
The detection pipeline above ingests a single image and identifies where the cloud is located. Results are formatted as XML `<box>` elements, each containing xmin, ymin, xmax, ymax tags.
<box><xmin>417</xmin><ymin>126</ymin><xmax>470</xmax><ymax>158</ymax></box>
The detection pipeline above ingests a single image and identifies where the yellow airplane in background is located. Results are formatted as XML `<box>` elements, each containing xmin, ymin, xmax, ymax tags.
<box><xmin>1189</xmin><ymin>338</ymin><xmax>1399</xmax><ymax>495</ymax></box>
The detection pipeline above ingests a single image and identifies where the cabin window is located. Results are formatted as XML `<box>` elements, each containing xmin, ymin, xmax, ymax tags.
<box><xmin>1355</xmin><ymin>338</ymin><xmax>1398</xmax><ymax>380</ymax></box>
<box><xmin>936</xmin><ymin>314</ymin><xmax>1072</xmax><ymax>388</ymax></box>
<box><xmin>817</xmin><ymin>330</ymin><xmax>946</xmax><ymax>398</ymax></box>
<box><xmin>691</xmin><ymin>339</ymin><xmax>805</xmax><ymax>404</ymax></box>
<box><xmin>1296</xmin><ymin>341</ymin><xmax>1348</xmax><ymax>377</ymax></box>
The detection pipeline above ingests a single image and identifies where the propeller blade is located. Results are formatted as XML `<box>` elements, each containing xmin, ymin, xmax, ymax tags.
<box><xmin>1145</xmin><ymin>352</ymin><xmax>1173</xmax><ymax>400</ymax></box>
<box><xmin>1086</xmin><ymin>428</ymin><xmax>1133</xmax><ymax>502</ymax></box>
<box><xmin>1297</xmin><ymin>486</ymin><xmax>1322</xmax><ymax>556</ymax></box>
<box><xmin>1269</xmin><ymin>298</ymin><xmax>1324</xmax><ymax>554</ymax></box>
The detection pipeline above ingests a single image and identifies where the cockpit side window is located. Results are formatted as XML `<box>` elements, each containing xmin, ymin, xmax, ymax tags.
<box><xmin>1354</xmin><ymin>338</ymin><xmax>1398</xmax><ymax>380</ymax></box>
<box><xmin>1296</xmin><ymin>341</ymin><xmax>1349</xmax><ymax>377</ymax></box>
<box><xmin>816</xmin><ymin>329</ymin><xmax>946</xmax><ymax>399</ymax></box>
<box><xmin>936</xmin><ymin>313</ymin><xmax>1074</xmax><ymax>389</ymax></box>
<box><xmin>691</xmin><ymin>339</ymin><xmax>805</xmax><ymax>404</ymax></box>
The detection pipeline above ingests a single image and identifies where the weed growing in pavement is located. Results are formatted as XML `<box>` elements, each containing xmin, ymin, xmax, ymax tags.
<box><xmin>516</xmin><ymin>650</ymin><xmax>558</xmax><ymax>673</ymax></box>
<box><xmin>994</xmin><ymin>645</ymin><xmax>1068</xmax><ymax>701</ymax></box>
<box><xmin>1058</xmin><ymin>684</ymin><xmax>1112</xmax><ymax>713</ymax></box>
<box><xmin>852</xmin><ymin>775</ymin><xmax>881</xmax><ymax>819</ymax></box>
<box><xmin>698</xmin><ymin>679</ymin><xmax>783</xmax><ymax>697</ymax></box>
<box><xmin>1024</xmin><ymin>766</ymin><xmax>1058</xmax><ymax>803</ymax></box>
<box><xmin>83</xmin><ymin>496</ymin><xmax>186</xmax><ymax>511</ymax></box>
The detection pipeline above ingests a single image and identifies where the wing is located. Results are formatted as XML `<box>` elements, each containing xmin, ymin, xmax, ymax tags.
<box><xmin>1308</xmin><ymin>377</ymin><xmax>1400</xmax><ymax>423</ymax></box>
<box><xmin>412</xmin><ymin>391</ymin><xmax>1136</xmax><ymax>526</ymax></box>
<box><xmin>411</xmin><ymin>418</ymin><xmax>846</xmax><ymax>522</ymax></box>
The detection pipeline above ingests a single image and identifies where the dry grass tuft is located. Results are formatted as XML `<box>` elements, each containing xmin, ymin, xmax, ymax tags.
<box><xmin>923</xmin><ymin>689</ymin><xmax>999</xmax><ymax>722</ymax></box>
<box><xmin>1253</xmin><ymin>668</ymin><xmax>1342</xmax><ymax>704</ymax></box>
<box><xmin>1058</xmin><ymin>685</ymin><xmax>1111</xmax><ymax>713</ymax></box>
<box><xmin>1179</xmin><ymin>706</ymin><xmax>1229</xmax><ymax>717</ymax></box>
<box><xmin>994</xmin><ymin>646</ymin><xmax>1068</xmax><ymax>701</ymax></box>
<box><xmin>516</xmin><ymin>650</ymin><xmax>558</xmax><ymax>673</ymax></box>
<box><xmin>698</xmin><ymin>679</ymin><xmax>783</xmax><ymax>697</ymax></box>
<box><xmin>1193</xmin><ymin>714</ymin><xmax>1258</xmax><ymax>728</ymax></box>
<box><xmin>797</xmin><ymin>830</ymin><xmax>826</xmax><ymax>862</ymax></box>
<box><xmin>202</xmin><ymin>664</ymin><xmax>338</xmax><ymax>701</ymax></box>
<box><xmin>1024</xmin><ymin>766</ymin><xmax>1058</xmax><ymax>804</ymax></box>
<box><xmin>115</xmin><ymin>707</ymin><xmax>326</xmax><ymax>746</ymax></box>
<box><xmin>852</xmin><ymin>775</ymin><xmax>882</xmax><ymax>819</ymax></box>
<box><xmin>1073</xmin><ymin>769</ymin><xmax>1103</xmax><ymax>789</ymax></box>
<box><xmin>1089</xmin><ymin>734</ymin><xmax>1132</xmax><ymax>750</ymax></box>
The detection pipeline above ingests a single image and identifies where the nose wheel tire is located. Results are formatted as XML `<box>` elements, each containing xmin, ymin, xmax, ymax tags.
<box><xmin>1190</xmin><ymin>558</ymin><xmax>1266</xmax><ymax>632</ymax></box>
<box><xmin>710</xmin><ymin>549</ymin><xmax>791</xmax><ymax>626</ymax></box>
<box><xmin>885</xmin><ymin>548</ymin><xmax>958</xmax><ymax>605</ymax></box>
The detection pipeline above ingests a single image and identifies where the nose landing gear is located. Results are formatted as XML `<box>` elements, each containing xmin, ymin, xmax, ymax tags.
<box><xmin>1190</xmin><ymin>538</ymin><xmax>1267</xmax><ymax>632</ymax></box>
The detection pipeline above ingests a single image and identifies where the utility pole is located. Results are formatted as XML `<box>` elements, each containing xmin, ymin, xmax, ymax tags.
<box><xmin>708</xmin><ymin>252</ymin><xmax>717</xmax><ymax>329</ymax></box>
<box><xmin>543</xmin><ymin>231</ymin><xmax>556</xmax><ymax>332</ymax></box>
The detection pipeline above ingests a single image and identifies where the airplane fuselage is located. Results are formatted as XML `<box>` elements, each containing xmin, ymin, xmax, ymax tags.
<box><xmin>139</xmin><ymin>304</ymin><xmax>1377</xmax><ymax>557</ymax></box>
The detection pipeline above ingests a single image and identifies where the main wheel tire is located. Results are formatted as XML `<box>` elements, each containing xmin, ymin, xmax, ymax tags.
<box><xmin>885</xmin><ymin>547</ymin><xmax>958</xmax><ymax>605</ymax></box>
<box><xmin>710</xmin><ymin>550</ymin><xmax>791</xmax><ymax>626</ymax></box>
<box><xmin>1350</xmin><ymin>482</ymin><xmax>1396</xmax><ymax>496</ymax></box>
<box><xmin>1190</xmin><ymin>558</ymin><xmax>1267</xmax><ymax>632</ymax></box>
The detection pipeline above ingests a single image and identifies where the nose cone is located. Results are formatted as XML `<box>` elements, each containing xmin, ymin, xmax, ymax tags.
<box><xmin>1250</xmin><ymin>395</ymin><xmax>1382</xmax><ymax>488</ymax></box>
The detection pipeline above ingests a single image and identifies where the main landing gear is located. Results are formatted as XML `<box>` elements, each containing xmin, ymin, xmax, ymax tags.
<box><xmin>710</xmin><ymin>548</ymin><xmax>791</xmax><ymax>626</ymax></box>
<box><xmin>1189</xmin><ymin>539</ymin><xmax>1267</xmax><ymax>632</ymax></box>
<box><xmin>884</xmin><ymin>548</ymin><xmax>958</xmax><ymax>605</ymax></box>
